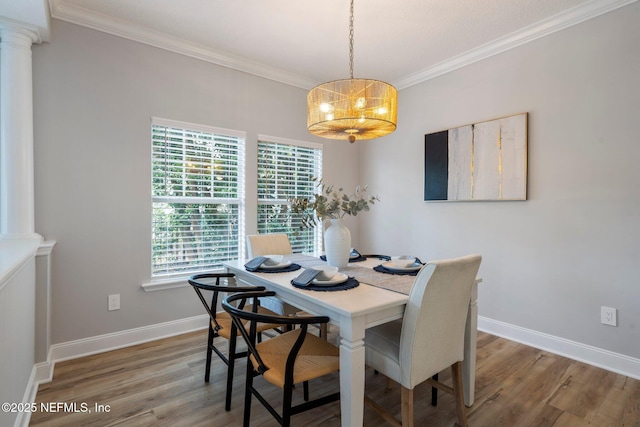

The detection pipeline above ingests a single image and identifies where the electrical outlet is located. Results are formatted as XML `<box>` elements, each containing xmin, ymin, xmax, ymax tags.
<box><xmin>601</xmin><ymin>306</ymin><xmax>617</xmax><ymax>326</ymax></box>
<box><xmin>108</xmin><ymin>294</ymin><xmax>120</xmax><ymax>311</ymax></box>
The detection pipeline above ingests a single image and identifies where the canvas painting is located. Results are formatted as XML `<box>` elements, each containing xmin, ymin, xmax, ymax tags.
<box><xmin>424</xmin><ymin>113</ymin><xmax>527</xmax><ymax>201</ymax></box>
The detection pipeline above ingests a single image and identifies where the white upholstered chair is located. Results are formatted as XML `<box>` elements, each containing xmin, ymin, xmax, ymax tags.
<box><xmin>245</xmin><ymin>233</ymin><xmax>328</xmax><ymax>339</ymax></box>
<box><xmin>364</xmin><ymin>254</ymin><xmax>482</xmax><ymax>427</ymax></box>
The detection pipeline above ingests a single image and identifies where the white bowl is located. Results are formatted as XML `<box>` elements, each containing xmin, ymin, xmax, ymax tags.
<box><xmin>262</xmin><ymin>254</ymin><xmax>284</xmax><ymax>266</ymax></box>
<box><xmin>314</xmin><ymin>265</ymin><xmax>339</xmax><ymax>281</ymax></box>
<box><xmin>390</xmin><ymin>255</ymin><xmax>416</xmax><ymax>268</ymax></box>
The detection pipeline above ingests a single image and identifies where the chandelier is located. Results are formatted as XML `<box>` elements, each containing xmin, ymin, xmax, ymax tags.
<box><xmin>307</xmin><ymin>0</ymin><xmax>397</xmax><ymax>143</ymax></box>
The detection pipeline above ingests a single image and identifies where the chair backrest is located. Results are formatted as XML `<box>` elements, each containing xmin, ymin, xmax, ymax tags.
<box><xmin>188</xmin><ymin>273</ymin><xmax>265</xmax><ymax>328</ymax></box>
<box><xmin>222</xmin><ymin>291</ymin><xmax>330</xmax><ymax>376</ymax></box>
<box><xmin>399</xmin><ymin>254</ymin><xmax>482</xmax><ymax>389</ymax></box>
<box><xmin>246</xmin><ymin>233</ymin><xmax>293</xmax><ymax>258</ymax></box>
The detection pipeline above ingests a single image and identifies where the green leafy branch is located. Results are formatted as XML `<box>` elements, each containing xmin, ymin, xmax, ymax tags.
<box><xmin>287</xmin><ymin>177</ymin><xmax>379</xmax><ymax>229</ymax></box>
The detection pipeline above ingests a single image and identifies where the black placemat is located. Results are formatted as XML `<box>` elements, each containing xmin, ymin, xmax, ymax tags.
<box><xmin>291</xmin><ymin>276</ymin><xmax>359</xmax><ymax>291</ymax></box>
<box><xmin>373</xmin><ymin>264</ymin><xmax>421</xmax><ymax>276</ymax></box>
<box><xmin>249</xmin><ymin>263</ymin><xmax>302</xmax><ymax>273</ymax></box>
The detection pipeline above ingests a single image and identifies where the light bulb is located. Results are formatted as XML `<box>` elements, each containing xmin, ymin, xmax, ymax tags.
<box><xmin>320</xmin><ymin>103</ymin><xmax>333</xmax><ymax>113</ymax></box>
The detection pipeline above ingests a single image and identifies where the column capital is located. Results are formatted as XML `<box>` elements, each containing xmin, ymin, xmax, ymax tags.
<box><xmin>0</xmin><ymin>19</ymin><xmax>43</xmax><ymax>45</ymax></box>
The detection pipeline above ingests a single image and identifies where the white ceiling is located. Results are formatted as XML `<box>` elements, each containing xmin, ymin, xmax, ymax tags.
<box><xmin>4</xmin><ymin>0</ymin><xmax>636</xmax><ymax>89</ymax></box>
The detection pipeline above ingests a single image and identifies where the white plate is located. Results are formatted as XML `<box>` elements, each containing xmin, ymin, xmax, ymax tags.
<box><xmin>260</xmin><ymin>260</ymin><xmax>292</xmax><ymax>270</ymax></box>
<box><xmin>382</xmin><ymin>261</ymin><xmax>423</xmax><ymax>272</ymax></box>
<box><xmin>311</xmin><ymin>272</ymin><xmax>349</xmax><ymax>286</ymax></box>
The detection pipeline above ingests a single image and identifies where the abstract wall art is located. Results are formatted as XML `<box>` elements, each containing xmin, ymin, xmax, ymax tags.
<box><xmin>424</xmin><ymin>113</ymin><xmax>528</xmax><ymax>201</ymax></box>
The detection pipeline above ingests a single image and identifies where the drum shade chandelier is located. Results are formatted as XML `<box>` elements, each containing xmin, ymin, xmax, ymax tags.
<box><xmin>307</xmin><ymin>0</ymin><xmax>397</xmax><ymax>143</ymax></box>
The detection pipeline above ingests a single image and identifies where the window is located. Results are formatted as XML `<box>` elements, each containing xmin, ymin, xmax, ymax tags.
<box><xmin>151</xmin><ymin>118</ymin><xmax>245</xmax><ymax>277</ymax></box>
<box><xmin>257</xmin><ymin>136</ymin><xmax>322</xmax><ymax>253</ymax></box>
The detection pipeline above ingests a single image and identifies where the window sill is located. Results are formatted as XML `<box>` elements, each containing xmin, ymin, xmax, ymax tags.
<box><xmin>141</xmin><ymin>268</ymin><xmax>226</xmax><ymax>292</ymax></box>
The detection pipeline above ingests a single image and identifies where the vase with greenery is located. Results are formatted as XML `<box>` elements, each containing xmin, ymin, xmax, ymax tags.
<box><xmin>288</xmin><ymin>178</ymin><xmax>378</xmax><ymax>268</ymax></box>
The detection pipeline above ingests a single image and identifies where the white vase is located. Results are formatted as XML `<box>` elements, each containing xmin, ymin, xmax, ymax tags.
<box><xmin>324</xmin><ymin>218</ymin><xmax>351</xmax><ymax>269</ymax></box>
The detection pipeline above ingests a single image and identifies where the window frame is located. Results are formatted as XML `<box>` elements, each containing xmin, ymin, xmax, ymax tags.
<box><xmin>150</xmin><ymin>117</ymin><xmax>246</xmax><ymax>279</ymax></box>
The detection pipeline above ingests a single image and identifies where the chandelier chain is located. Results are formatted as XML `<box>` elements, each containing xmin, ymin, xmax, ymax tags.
<box><xmin>349</xmin><ymin>0</ymin><xmax>354</xmax><ymax>79</ymax></box>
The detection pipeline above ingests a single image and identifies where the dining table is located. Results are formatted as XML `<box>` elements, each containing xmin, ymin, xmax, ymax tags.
<box><xmin>223</xmin><ymin>253</ymin><xmax>482</xmax><ymax>427</ymax></box>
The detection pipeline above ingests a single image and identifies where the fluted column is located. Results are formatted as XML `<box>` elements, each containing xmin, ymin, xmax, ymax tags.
<box><xmin>0</xmin><ymin>26</ymin><xmax>41</xmax><ymax>239</ymax></box>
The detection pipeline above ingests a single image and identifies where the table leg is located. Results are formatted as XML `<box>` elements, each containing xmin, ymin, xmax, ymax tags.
<box><xmin>339</xmin><ymin>316</ymin><xmax>366</xmax><ymax>427</ymax></box>
<box><xmin>462</xmin><ymin>282</ymin><xmax>478</xmax><ymax>407</ymax></box>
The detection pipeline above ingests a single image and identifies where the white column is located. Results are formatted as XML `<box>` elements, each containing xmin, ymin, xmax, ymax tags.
<box><xmin>0</xmin><ymin>26</ymin><xmax>41</xmax><ymax>239</ymax></box>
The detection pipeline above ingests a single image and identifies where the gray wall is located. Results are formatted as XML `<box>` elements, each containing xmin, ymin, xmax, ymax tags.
<box><xmin>33</xmin><ymin>20</ymin><xmax>360</xmax><ymax>344</ymax></box>
<box><xmin>33</xmin><ymin>4</ymin><xmax>640</xmax><ymax>363</ymax></box>
<box><xmin>360</xmin><ymin>4</ymin><xmax>640</xmax><ymax>358</ymax></box>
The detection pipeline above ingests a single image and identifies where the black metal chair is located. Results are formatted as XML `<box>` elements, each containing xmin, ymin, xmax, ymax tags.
<box><xmin>188</xmin><ymin>273</ymin><xmax>280</xmax><ymax>411</ymax></box>
<box><xmin>222</xmin><ymin>290</ymin><xmax>341</xmax><ymax>427</ymax></box>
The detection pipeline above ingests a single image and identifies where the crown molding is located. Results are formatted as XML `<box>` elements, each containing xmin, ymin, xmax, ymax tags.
<box><xmin>394</xmin><ymin>0</ymin><xmax>639</xmax><ymax>89</ymax></box>
<box><xmin>49</xmin><ymin>0</ymin><xmax>637</xmax><ymax>91</ymax></box>
<box><xmin>48</xmin><ymin>0</ymin><xmax>316</xmax><ymax>90</ymax></box>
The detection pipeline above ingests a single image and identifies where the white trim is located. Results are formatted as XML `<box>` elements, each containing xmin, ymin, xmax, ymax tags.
<box><xmin>151</xmin><ymin>116</ymin><xmax>246</xmax><ymax>139</ymax></box>
<box><xmin>142</xmin><ymin>267</ymin><xmax>229</xmax><ymax>292</ymax></box>
<box><xmin>50</xmin><ymin>0</ymin><xmax>638</xmax><ymax>90</ymax></box>
<box><xmin>34</xmin><ymin>360</ymin><xmax>55</xmax><ymax>388</ymax></box>
<box><xmin>49</xmin><ymin>314</ymin><xmax>209</xmax><ymax>363</ymax></box>
<box><xmin>18</xmin><ymin>312</ymin><xmax>638</xmax><ymax>426</ymax></box>
<box><xmin>49</xmin><ymin>0</ymin><xmax>315</xmax><ymax>90</ymax></box>
<box><xmin>18</xmin><ymin>315</ymin><xmax>209</xmax><ymax>426</ymax></box>
<box><xmin>14</xmin><ymin>366</ymin><xmax>39</xmax><ymax>427</ymax></box>
<box><xmin>33</xmin><ymin>314</ymin><xmax>209</xmax><ymax>384</ymax></box>
<box><xmin>0</xmin><ymin>238</ymin><xmax>40</xmax><ymax>292</ymax></box>
<box><xmin>257</xmin><ymin>134</ymin><xmax>324</xmax><ymax>151</ymax></box>
<box><xmin>152</xmin><ymin>196</ymin><xmax>244</xmax><ymax>205</ymax></box>
<box><xmin>478</xmin><ymin>316</ymin><xmax>640</xmax><ymax>380</ymax></box>
<box><xmin>36</xmin><ymin>240</ymin><xmax>55</xmax><ymax>256</ymax></box>
<box><xmin>141</xmin><ymin>276</ymin><xmax>190</xmax><ymax>292</ymax></box>
<box><xmin>0</xmin><ymin>18</ymin><xmax>48</xmax><ymax>44</ymax></box>
<box><xmin>394</xmin><ymin>0</ymin><xmax>639</xmax><ymax>89</ymax></box>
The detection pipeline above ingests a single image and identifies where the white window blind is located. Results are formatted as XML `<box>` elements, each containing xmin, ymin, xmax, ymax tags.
<box><xmin>257</xmin><ymin>137</ymin><xmax>322</xmax><ymax>253</ymax></box>
<box><xmin>152</xmin><ymin>118</ymin><xmax>245</xmax><ymax>277</ymax></box>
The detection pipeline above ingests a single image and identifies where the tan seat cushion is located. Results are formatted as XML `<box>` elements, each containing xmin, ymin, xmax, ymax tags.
<box><xmin>215</xmin><ymin>304</ymin><xmax>280</xmax><ymax>339</ymax></box>
<box><xmin>250</xmin><ymin>329</ymin><xmax>339</xmax><ymax>388</ymax></box>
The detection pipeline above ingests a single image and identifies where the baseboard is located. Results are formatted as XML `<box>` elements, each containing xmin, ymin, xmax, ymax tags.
<box><xmin>33</xmin><ymin>314</ymin><xmax>208</xmax><ymax>384</ymax></box>
<box><xmin>20</xmin><ymin>313</ymin><xmax>638</xmax><ymax>427</ymax></box>
<box><xmin>15</xmin><ymin>314</ymin><xmax>208</xmax><ymax>427</ymax></box>
<box><xmin>478</xmin><ymin>316</ymin><xmax>640</xmax><ymax>380</ymax></box>
<box><xmin>13</xmin><ymin>366</ymin><xmax>39</xmax><ymax>427</ymax></box>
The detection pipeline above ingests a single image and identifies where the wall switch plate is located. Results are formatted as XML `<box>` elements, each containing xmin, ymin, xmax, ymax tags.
<box><xmin>108</xmin><ymin>294</ymin><xmax>120</xmax><ymax>311</ymax></box>
<box><xmin>601</xmin><ymin>306</ymin><xmax>617</xmax><ymax>326</ymax></box>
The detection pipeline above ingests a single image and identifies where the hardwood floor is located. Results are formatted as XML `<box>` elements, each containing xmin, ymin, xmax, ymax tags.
<box><xmin>30</xmin><ymin>330</ymin><xmax>640</xmax><ymax>426</ymax></box>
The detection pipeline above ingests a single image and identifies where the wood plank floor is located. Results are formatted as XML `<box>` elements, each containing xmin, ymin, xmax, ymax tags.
<box><xmin>30</xmin><ymin>330</ymin><xmax>640</xmax><ymax>426</ymax></box>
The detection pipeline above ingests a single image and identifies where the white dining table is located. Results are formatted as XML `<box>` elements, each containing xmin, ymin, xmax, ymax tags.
<box><xmin>223</xmin><ymin>255</ymin><xmax>481</xmax><ymax>427</ymax></box>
